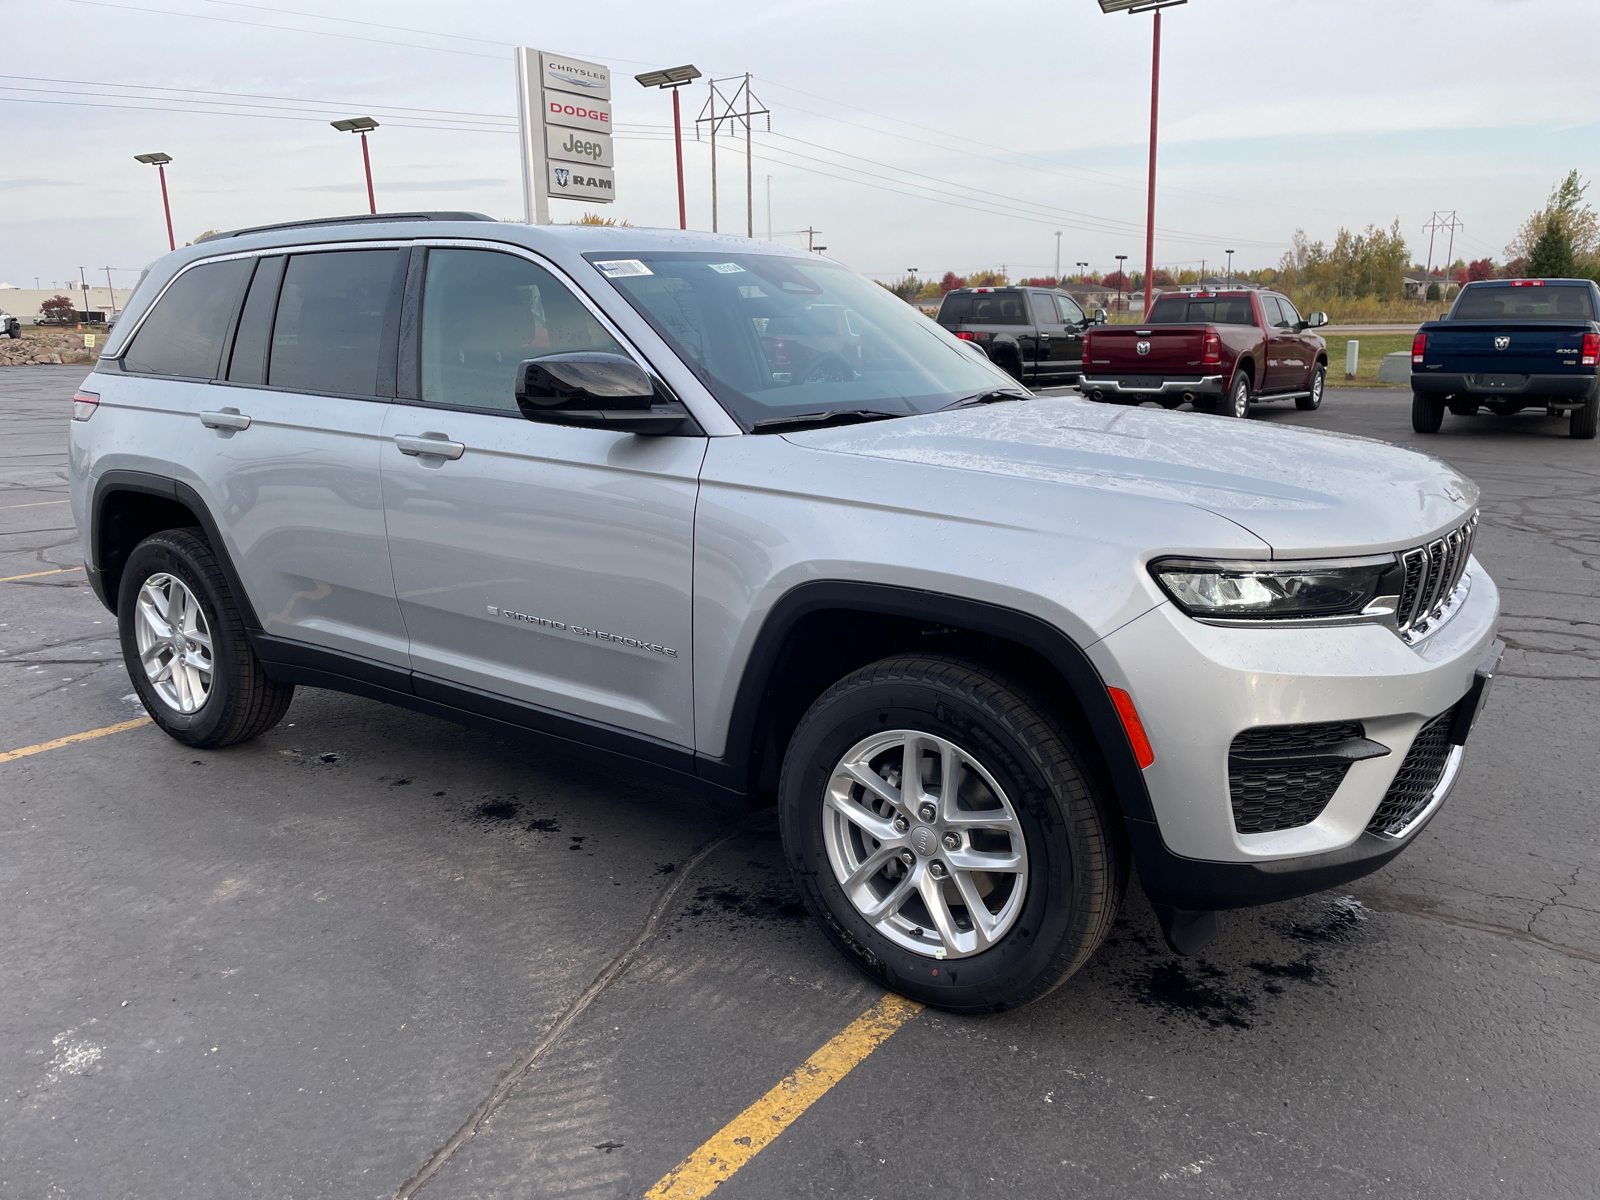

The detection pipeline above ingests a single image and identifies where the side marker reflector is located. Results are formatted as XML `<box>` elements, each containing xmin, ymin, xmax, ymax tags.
<box><xmin>1108</xmin><ymin>687</ymin><xmax>1154</xmax><ymax>769</ymax></box>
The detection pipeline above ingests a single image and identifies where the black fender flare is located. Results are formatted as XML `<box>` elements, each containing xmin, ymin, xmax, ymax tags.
<box><xmin>694</xmin><ymin>580</ymin><xmax>1158</xmax><ymax>829</ymax></box>
<box><xmin>89</xmin><ymin>469</ymin><xmax>262</xmax><ymax>629</ymax></box>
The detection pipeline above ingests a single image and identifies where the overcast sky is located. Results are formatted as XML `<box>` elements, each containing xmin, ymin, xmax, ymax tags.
<box><xmin>4</xmin><ymin>0</ymin><xmax>1597</xmax><ymax>294</ymax></box>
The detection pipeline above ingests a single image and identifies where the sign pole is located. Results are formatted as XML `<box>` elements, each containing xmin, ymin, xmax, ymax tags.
<box><xmin>515</xmin><ymin>49</ymin><xmax>549</xmax><ymax>224</ymax></box>
<box><xmin>673</xmin><ymin>87</ymin><xmax>687</xmax><ymax>229</ymax></box>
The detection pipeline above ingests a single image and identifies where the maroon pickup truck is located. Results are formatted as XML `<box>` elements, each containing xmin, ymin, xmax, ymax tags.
<box><xmin>1077</xmin><ymin>289</ymin><xmax>1330</xmax><ymax>418</ymax></box>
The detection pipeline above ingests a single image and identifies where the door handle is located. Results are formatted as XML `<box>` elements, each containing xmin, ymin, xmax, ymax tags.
<box><xmin>200</xmin><ymin>408</ymin><xmax>251</xmax><ymax>431</ymax></box>
<box><xmin>394</xmin><ymin>433</ymin><xmax>465</xmax><ymax>461</ymax></box>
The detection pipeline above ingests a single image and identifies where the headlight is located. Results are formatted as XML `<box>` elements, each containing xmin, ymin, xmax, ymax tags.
<box><xmin>1150</xmin><ymin>555</ymin><xmax>1398</xmax><ymax>620</ymax></box>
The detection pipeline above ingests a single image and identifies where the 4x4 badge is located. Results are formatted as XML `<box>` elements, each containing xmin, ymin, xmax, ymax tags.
<box><xmin>1494</xmin><ymin>336</ymin><xmax>1510</xmax><ymax>350</ymax></box>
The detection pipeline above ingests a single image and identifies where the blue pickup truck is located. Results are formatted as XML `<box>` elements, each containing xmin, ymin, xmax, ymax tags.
<box><xmin>1410</xmin><ymin>278</ymin><xmax>1600</xmax><ymax>439</ymax></box>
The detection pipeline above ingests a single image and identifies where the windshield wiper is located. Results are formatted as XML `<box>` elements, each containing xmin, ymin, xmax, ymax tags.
<box><xmin>750</xmin><ymin>409</ymin><xmax>907</xmax><ymax>433</ymax></box>
<box><xmin>936</xmin><ymin>389</ymin><xmax>1030</xmax><ymax>412</ymax></box>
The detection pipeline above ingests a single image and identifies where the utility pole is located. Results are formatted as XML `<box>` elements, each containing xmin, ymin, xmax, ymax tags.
<box><xmin>103</xmin><ymin>266</ymin><xmax>117</xmax><ymax>316</ymax></box>
<box><xmin>804</xmin><ymin>226</ymin><xmax>821</xmax><ymax>252</ymax></box>
<box><xmin>697</xmin><ymin>75</ymin><xmax>768</xmax><ymax>238</ymax></box>
<box><xmin>1421</xmin><ymin>211</ymin><xmax>1462</xmax><ymax>292</ymax></box>
<box><xmin>78</xmin><ymin>267</ymin><xmax>90</xmax><ymax>320</ymax></box>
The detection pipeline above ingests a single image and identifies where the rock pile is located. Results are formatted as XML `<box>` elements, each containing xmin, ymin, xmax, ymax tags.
<box><xmin>0</xmin><ymin>329</ymin><xmax>101</xmax><ymax>367</ymax></box>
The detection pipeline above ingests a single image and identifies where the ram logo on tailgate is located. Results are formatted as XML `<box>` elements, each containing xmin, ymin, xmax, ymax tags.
<box><xmin>1494</xmin><ymin>336</ymin><xmax>1511</xmax><ymax>350</ymax></box>
<box><xmin>1136</xmin><ymin>340</ymin><xmax>1151</xmax><ymax>356</ymax></box>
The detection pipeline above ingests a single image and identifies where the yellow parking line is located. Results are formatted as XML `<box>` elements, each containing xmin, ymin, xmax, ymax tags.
<box><xmin>0</xmin><ymin>717</ymin><xmax>151</xmax><ymax>764</ymax></box>
<box><xmin>0</xmin><ymin>566</ymin><xmax>83</xmax><ymax>583</ymax></box>
<box><xmin>642</xmin><ymin>993</ymin><xmax>923</xmax><ymax>1199</ymax></box>
<box><xmin>0</xmin><ymin>499</ymin><xmax>70</xmax><ymax>509</ymax></box>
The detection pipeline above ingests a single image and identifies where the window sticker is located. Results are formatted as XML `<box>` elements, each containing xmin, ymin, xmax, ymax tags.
<box><xmin>593</xmin><ymin>259</ymin><xmax>652</xmax><ymax>278</ymax></box>
<box><xmin>707</xmin><ymin>262</ymin><xmax>746</xmax><ymax>274</ymax></box>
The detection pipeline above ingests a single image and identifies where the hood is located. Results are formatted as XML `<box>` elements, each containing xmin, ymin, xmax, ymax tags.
<box><xmin>784</xmin><ymin>397</ymin><xmax>1478</xmax><ymax>558</ymax></box>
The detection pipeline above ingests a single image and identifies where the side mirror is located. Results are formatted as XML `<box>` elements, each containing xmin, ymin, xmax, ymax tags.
<box><xmin>1092</xmin><ymin>308</ymin><xmax>1109</xmax><ymax>325</ymax></box>
<box><xmin>1305</xmin><ymin>311</ymin><xmax>1329</xmax><ymax>328</ymax></box>
<box><xmin>515</xmin><ymin>352</ymin><xmax>692</xmax><ymax>434</ymax></box>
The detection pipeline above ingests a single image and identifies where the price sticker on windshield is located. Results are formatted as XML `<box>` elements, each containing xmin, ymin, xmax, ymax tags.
<box><xmin>707</xmin><ymin>262</ymin><xmax>746</xmax><ymax>274</ymax></box>
<box><xmin>593</xmin><ymin>259</ymin><xmax>652</xmax><ymax>278</ymax></box>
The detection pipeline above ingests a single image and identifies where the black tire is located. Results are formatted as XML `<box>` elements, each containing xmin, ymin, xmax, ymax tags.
<box><xmin>1411</xmin><ymin>390</ymin><xmax>1445</xmax><ymax>433</ymax></box>
<box><xmin>1296</xmin><ymin>365</ymin><xmax>1325</xmax><ymax>411</ymax></box>
<box><xmin>779</xmin><ymin>654</ymin><xmax>1128</xmax><ymax>1014</ymax></box>
<box><xmin>1571</xmin><ymin>390</ymin><xmax>1599</xmax><ymax>440</ymax></box>
<box><xmin>1222</xmin><ymin>372</ymin><xmax>1251</xmax><ymax>418</ymax></box>
<box><xmin>117</xmin><ymin>528</ymin><xmax>293</xmax><ymax>748</ymax></box>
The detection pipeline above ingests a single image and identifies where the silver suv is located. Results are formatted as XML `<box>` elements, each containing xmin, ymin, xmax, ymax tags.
<box><xmin>72</xmin><ymin>214</ymin><xmax>1503</xmax><ymax>1013</ymax></box>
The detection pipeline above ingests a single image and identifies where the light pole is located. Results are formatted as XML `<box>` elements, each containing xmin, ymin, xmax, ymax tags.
<box><xmin>1115</xmin><ymin>254</ymin><xmax>1128</xmax><ymax>312</ymax></box>
<box><xmin>133</xmin><ymin>152</ymin><xmax>175</xmax><ymax>251</ymax></box>
<box><xmin>1226</xmin><ymin>249</ymin><xmax>1234</xmax><ymax>282</ymax></box>
<box><xmin>635</xmin><ymin>65</ymin><xmax>702</xmax><ymax>231</ymax></box>
<box><xmin>1054</xmin><ymin>231</ymin><xmax>1062</xmax><ymax>283</ymax></box>
<box><xmin>1096</xmin><ymin>0</ymin><xmax>1188</xmax><ymax>317</ymax></box>
<box><xmin>1076</xmin><ymin>261</ymin><xmax>1089</xmax><ymax>284</ymax></box>
<box><xmin>331</xmin><ymin>117</ymin><xmax>380</xmax><ymax>214</ymax></box>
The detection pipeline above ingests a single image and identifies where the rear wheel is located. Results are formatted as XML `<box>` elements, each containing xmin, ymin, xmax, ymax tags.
<box><xmin>1222</xmin><ymin>372</ymin><xmax>1251</xmax><ymax>418</ymax></box>
<box><xmin>1571</xmin><ymin>390</ymin><xmax>1599</xmax><ymax>440</ymax></box>
<box><xmin>779</xmin><ymin>654</ymin><xmax>1127</xmax><ymax>1014</ymax></box>
<box><xmin>1411</xmin><ymin>390</ymin><xmax>1445</xmax><ymax>433</ymax></box>
<box><xmin>118</xmin><ymin>528</ymin><xmax>294</xmax><ymax>748</ymax></box>
<box><xmin>1296</xmin><ymin>365</ymin><xmax>1325</xmax><ymax>411</ymax></box>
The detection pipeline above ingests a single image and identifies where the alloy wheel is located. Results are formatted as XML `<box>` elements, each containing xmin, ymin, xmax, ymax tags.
<box><xmin>821</xmin><ymin>729</ymin><xmax>1030</xmax><ymax>960</ymax></box>
<box><xmin>134</xmin><ymin>572</ymin><xmax>214</xmax><ymax>713</ymax></box>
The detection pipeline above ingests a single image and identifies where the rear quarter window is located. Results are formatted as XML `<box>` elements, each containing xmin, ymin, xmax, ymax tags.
<box><xmin>122</xmin><ymin>258</ymin><xmax>254</xmax><ymax>378</ymax></box>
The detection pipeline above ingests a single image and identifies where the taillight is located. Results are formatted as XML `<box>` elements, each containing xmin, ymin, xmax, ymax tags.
<box><xmin>1201</xmin><ymin>333</ymin><xmax>1221</xmax><ymax>365</ymax></box>
<box><xmin>1583</xmin><ymin>331</ymin><xmax>1599</xmax><ymax>367</ymax></box>
<box><xmin>72</xmin><ymin>390</ymin><xmax>99</xmax><ymax>421</ymax></box>
<box><xmin>953</xmin><ymin>330</ymin><xmax>975</xmax><ymax>341</ymax></box>
<box><xmin>1412</xmin><ymin>332</ymin><xmax>1427</xmax><ymax>364</ymax></box>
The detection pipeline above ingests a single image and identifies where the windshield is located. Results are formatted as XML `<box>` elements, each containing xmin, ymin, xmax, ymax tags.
<box><xmin>1452</xmin><ymin>284</ymin><xmax>1595</xmax><ymax>320</ymax></box>
<box><xmin>1145</xmin><ymin>294</ymin><xmax>1257</xmax><ymax>325</ymax></box>
<box><xmin>587</xmin><ymin>251</ymin><xmax>1017</xmax><ymax>429</ymax></box>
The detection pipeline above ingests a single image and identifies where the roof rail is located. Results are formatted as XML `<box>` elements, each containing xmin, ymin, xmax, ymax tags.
<box><xmin>198</xmin><ymin>211</ymin><xmax>496</xmax><ymax>242</ymax></box>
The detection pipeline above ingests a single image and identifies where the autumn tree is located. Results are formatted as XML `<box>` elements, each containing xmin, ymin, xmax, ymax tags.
<box><xmin>1506</xmin><ymin>170</ymin><xmax>1597</xmax><ymax>262</ymax></box>
<box><xmin>939</xmin><ymin>271</ymin><xmax>966</xmax><ymax>294</ymax></box>
<box><xmin>1526</xmin><ymin>212</ymin><xmax>1577</xmax><ymax>278</ymax></box>
<box><xmin>40</xmin><ymin>295</ymin><xmax>76</xmax><ymax>322</ymax></box>
<box><xmin>1466</xmin><ymin>258</ymin><xmax>1495</xmax><ymax>282</ymax></box>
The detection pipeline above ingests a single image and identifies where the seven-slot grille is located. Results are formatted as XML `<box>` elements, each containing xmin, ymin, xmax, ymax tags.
<box><xmin>1396</xmin><ymin>513</ymin><xmax>1478</xmax><ymax>638</ymax></box>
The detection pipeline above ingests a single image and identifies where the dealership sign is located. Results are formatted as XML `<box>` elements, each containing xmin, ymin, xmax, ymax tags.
<box><xmin>515</xmin><ymin>47</ymin><xmax>614</xmax><ymax>222</ymax></box>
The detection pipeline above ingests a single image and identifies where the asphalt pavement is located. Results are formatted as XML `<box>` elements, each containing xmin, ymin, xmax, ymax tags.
<box><xmin>3</xmin><ymin>366</ymin><xmax>1596</xmax><ymax>1199</ymax></box>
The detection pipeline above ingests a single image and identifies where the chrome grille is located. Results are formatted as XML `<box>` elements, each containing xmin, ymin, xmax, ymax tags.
<box><xmin>1397</xmin><ymin>513</ymin><xmax>1477</xmax><ymax>638</ymax></box>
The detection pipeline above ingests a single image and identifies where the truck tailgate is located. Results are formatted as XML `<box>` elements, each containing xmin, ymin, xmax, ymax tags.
<box><xmin>1426</xmin><ymin>323</ymin><xmax>1590</xmax><ymax>377</ymax></box>
<box><xmin>1085</xmin><ymin>327</ymin><xmax>1209</xmax><ymax>373</ymax></box>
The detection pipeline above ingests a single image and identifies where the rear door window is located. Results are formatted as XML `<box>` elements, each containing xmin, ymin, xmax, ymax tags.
<box><xmin>122</xmin><ymin>258</ymin><xmax>254</xmax><ymax>378</ymax></box>
<box><xmin>1030</xmin><ymin>292</ymin><xmax>1061</xmax><ymax>326</ymax></box>
<box><xmin>269</xmin><ymin>250</ymin><xmax>402</xmax><ymax>396</ymax></box>
<box><xmin>419</xmin><ymin>248</ymin><xmax>627</xmax><ymax>413</ymax></box>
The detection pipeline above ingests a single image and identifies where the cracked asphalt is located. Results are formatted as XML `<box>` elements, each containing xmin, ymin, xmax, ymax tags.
<box><xmin>3</xmin><ymin>366</ymin><xmax>1596</xmax><ymax>1199</ymax></box>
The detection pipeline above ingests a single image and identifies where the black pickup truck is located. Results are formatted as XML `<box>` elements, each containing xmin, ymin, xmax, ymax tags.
<box><xmin>1411</xmin><ymin>278</ymin><xmax>1600</xmax><ymax>439</ymax></box>
<box><xmin>935</xmin><ymin>286</ymin><xmax>1107</xmax><ymax>386</ymax></box>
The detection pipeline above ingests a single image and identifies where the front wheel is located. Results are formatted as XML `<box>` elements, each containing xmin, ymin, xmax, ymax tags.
<box><xmin>1572</xmin><ymin>391</ymin><xmax>1599</xmax><ymax>440</ymax></box>
<box><xmin>1412</xmin><ymin>391</ymin><xmax>1445</xmax><ymax>433</ymax></box>
<box><xmin>1222</xmin><ymin>372</ymin><xmax>1251</xmax><ymax>418</ymax></box>
<box><xmin>118</xmin><ymin>528</ymin><xmax>294</xmax><ymax>748</ymax></box>
<box><xmin>1296</xmin><ymin>365</ymin><xmax>1325</xmax><ymax>411</ymax></box>
<box><xmin>779</xmin><ymin>654</ymin><xmax>1127</xmax><ymax>1014</ymax></box>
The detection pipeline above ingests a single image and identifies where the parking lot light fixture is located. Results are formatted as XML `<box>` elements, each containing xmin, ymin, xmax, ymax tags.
<box><xmin>331</xmin><ymin>117</ymin><xmax>380</xmax><ymax>214</ymax></box>
<box><xmin>133</xmin><ymin>152</ymin><xmax>176</xmax><ymax>251</ymax></box>
<box><xmin>1226</xmin><ymin>249</ymin><xmax>1235</xmax><ymax>282</ymax></box>
<box><xmin>1095</xmin><ymin>0</ymin><xmax>1188</xmax><ymax>317</ymax></box>
<box><xmin>635</xmin><ymin>65</ymin><xmax>702</xmax><ymax>231</ymax></box>
<box><xmin>1116</xmin><ymin>254</ymin><xmax>1128</xmax><ymax>311</ymax></box>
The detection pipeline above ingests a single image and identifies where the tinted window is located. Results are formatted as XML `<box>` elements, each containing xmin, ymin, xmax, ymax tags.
<box><xmin>226</xmin><ymin>256</ymin><xmax>286</xmax><ymax>385</ymax></box>
<box><xmin>1453</xmin><ymin>284</ymin><xmax>1595</xmax><ymax>320</ymax></box>
<box><xmin>123</xmin><ymin>258</ymin><xmax>253</xmax><ymax>378</ymax></box>
<box><xmin>1260</xmin><ymin>296</ymin><xmax>1290</xmax><ymax>328</ymax></box>
<box><xmin>968</xmin><ymin>292</ymin><xmax>1029</xmax><ymax>325</ymax></box>
<box><xmin>1055</xmin><ymin>294</ymin><xmax>1085</xmax><ymax>324</ymax></box>
<box><xmin>1278</xmin><ymin>296</ymin><xmax>1302</xmax><ymax>326</ymax></box>
<box><xmin>1145</xmin><ymin>295</ymin><xmax>1257</xmax><ymax>325</ymax></box>
<box><xmin>936</xmin><ymin>294</ymin><xmax>971</xmax><ymax>325</ymax></box>
<box><xmin>1030</xmin><ymin>292</ymin><xmax>1060</xmax><ymax>326</ymax></box>
<box><xmin>269</xmin><ymin>250</ymin><xmax>401</xmax><ymax>395</ymax></box>
<box><xmin>420</xmin><ymin>248</ymin><xmax>627</xmax><ymax>413</ymax></box>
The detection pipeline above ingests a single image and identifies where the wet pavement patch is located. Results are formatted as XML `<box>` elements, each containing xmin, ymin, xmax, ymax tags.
<box><xmin>524</xmin><ymin>817</ymin><xmax>560</xmax><ymax>833</ymax></box>
<box><xmin>1134</xmin><ymin>960</ymin><xmax>1257</xmax><ymax>1030</ymax></box>
<box><xmin>681</xmin><ymin>879</ymin><xmax>809</xmax><ymax>924</ymax></box>
<box><xmin>473</xmin><ymin>800</ymin><xmax>521</xmax><ymax>822</ymax></box>
<box><xmin>1287</xmin><ymin>895</ymin><xmax>1377</xmax><ymax>945</ymax></box>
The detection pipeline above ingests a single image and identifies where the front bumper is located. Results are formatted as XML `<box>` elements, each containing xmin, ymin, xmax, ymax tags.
<box><xmin>1412</xmin><ymin>370</ymin><xmax>1598</xmax><ymax>401</ymax></box>
<box><xmin>1078</xmin><ymin>375</ymin><xmax>1224</xmax><ymax>399</ymax></box>
<box><xmin>1090</xmin><ymin>558</ymin><xmax>1502</xmax><ymax>910</ymax></box>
